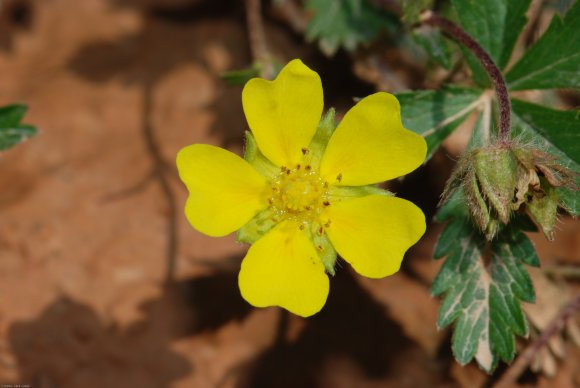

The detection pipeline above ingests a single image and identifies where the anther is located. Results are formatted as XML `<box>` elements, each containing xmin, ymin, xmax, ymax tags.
<box><xmin>324</xmin><ymin>220</ymin><xmax>331</xmax><ymax>228</ymax></box>
<box><xmin>301</xmin><ymin>147</ymin><xmax>309</xmax><ymax>155</ymax></box>
<box><xmin>317</xmin><ymin>245</ymin><xmax>324</xmax><ymax>252</ymax></box>
<box><xmin>268</xmin><ymin>198</ymin><xmax>274</xmax><ymax>205</ymax></box>
<box><xmin>305</xmin><ymin>165</ymin><xmax>312</xmax><ymax>171</ymax></box>
<box><xmin>317</xmin><ymin>227</ymin><xmax>324</xmax><ymax>235</ymax></box>
<box><xmin>272</xmin><ymin>186</ymin><xmax>279</xmax><ymax>192</ymax></box>
<box><xmin>336</xmin><ymin>173</ymin><xmax>343</xmax><ymax>182</ymax></box>
<box><xmin>281</xmin><ymin>166</ymin><xmax>287</xmax><ymax>172</ymax></box>
<box><xmin>296</xmin><ymin>164</ymin><xmax>301</xmax><ymax>170</ymax></box>
<box><xmin>286</xmin><ymin>169</ymin><xmax>291</xmax><ymax>175</ymax></box>
<box><xmin>299</xmin><ymin>224</ymin><xmax>305</xmax><ymax>230</ymax></box>
<box><xmin>304</xmin><ymin>205</ymin><xmax>312</xmax><ymax>211</ymax></box>
<box><xmin>323</xmin><ymin>200</ymin><xmax>330</xmax><ymax>207</ymax></box>
<box><xmin>323</xmin><ymin>181</ymin><xmax>329</xmax><ymax>188</ymax></box>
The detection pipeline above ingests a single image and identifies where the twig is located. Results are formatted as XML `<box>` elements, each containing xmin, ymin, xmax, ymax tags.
<box><xmin>493</xmin><ymin>293</ymin><xmax>580</xmax><ymax>388</ymax></box>
<box><xmin>143</xmin><ymin>85</ymin><xmax>178</xmax><ymax>285</ymax></box>
<box><xmin>244</xmin><ymin>0</ymin><xmax>274</xmax><ymax>79</ymax></box>
<box><xmin>543</xmin><ymin>265</ymin><xmax>580</xmax><ymax>279</ymax></box>
<box><xmin>420</xmin><ymin>11</ymin><xmax>511</xmax><ymax>145</ymax></box>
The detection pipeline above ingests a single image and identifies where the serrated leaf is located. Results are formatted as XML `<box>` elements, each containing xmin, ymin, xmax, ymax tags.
<box><xmin>305</xmin><ymin>0</ymin><xmax>397</xmax><ymax>56</ymax></box>
<box><xmin>511</xmin><ymin>98</ymin><xmax>580</xmax><ymax>216</ymax></box>
<box><xmin>452</xmin><ymin>0</ymin><xmax>531</xmax><ymax>86</ymax></box>
<box><xmin>506</xmin><ymin>2</ymin><xmax>580</xmax><ymax>90</ymax></box>
<box><xmin>0</xmin><ymin>104</ymin><xmax>37</xmax><ymax>151</ymax></box>
<box><xmin>433</xmin><ymin>206</ymin><xmax>539</xmax><ymax>371</ymax></box>
<box><xmin>396</xmin><ymin>87</ymin><xmax>483</xmax><ymax>160</ymax></box>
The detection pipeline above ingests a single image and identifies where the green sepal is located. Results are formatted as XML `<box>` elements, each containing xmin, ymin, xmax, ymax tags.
<box><xmin>473</xmin><ymin>147</ymin><xmax>517</xmax><ymax>224</ymax></box>
<box><xmin>236</xmin><ymin>207</ymin><xmax>278</xmax><ymax>244</ymax></box>
<box><xmin>527</xmin><ymin>178</ymin><xmax>559</xmax><ymax>241</ymax></box>
<box><xmin>305</xmin><ymin>108</ymin><xmax>337</xmax><ymax>170</ymax></box>
<box><xmin>308</xmin><ymin>223</ymin><xmax>338</xmax><ymax>275</ymax></box>
<box><xmin>243</xmin><ymin>131</ymin><xmax>279</xmax><ymax>179</ymax></box>
<box><xmin>327</xmin><ymin>184</ymin><xmax>393</xmax><ymax>202</ymax></box>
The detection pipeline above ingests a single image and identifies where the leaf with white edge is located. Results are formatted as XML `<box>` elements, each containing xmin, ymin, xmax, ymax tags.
<box><xmin>452</xmin><ymin>0</ymin><xmax>531</xmax><ymax>86</ymax></box>
<box><xmin>396</xmin><ymin>87</ymin><xmax>483</xmax><ymax>160</ymax></box>
<box><xmin>433</xmin><ymin>207</ymin><xmax>539</xmax><ymax>371</ymax></box>
<box><xmin>0</xmin><ymin>104</ymin><xmax>37</xmax><ymax>151</ymax></box>
<box><xmin>305</xmin><ymin>0</ymin><xmax>398</xmax><ymax>56</ymax></box>
<box><xmin>511</xmin><ymin>98</ymin><xmax>580</xmax><ymax>216</ymax></box>
<box><xmin>506</xmin><ymin>1</ymin><xmax>580</xmax><ymax>90</ymax></box>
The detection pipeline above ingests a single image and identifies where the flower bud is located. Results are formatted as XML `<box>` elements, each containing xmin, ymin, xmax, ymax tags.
<box><xmin>441</xmin><ymin>142</ymin><xmax>576</xmax><ymax>241</ymax></box>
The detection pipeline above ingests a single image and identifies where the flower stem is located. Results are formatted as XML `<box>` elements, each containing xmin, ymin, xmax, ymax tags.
<box><xmin>420</xmin><ymin>11</ymin><xmax>511</xmax><ymax>145</ymax></box>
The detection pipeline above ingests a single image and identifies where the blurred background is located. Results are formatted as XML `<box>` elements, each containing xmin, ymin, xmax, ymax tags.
<box><xmin>0</xmin><ymin>0</ymin><xmax>579</xmax><ymax>387</ymax></box>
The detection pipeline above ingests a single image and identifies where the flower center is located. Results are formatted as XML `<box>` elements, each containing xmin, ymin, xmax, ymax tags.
<box><xmin>269</xmin><ymin>164</ymin><xmax>329</xmax><ymax>221</ymax></box>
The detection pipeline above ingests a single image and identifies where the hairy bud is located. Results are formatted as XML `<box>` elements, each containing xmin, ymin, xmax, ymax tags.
<box><xmin>441</xmin><ymin>142</ymin><xmax>576</xmax><ymax>241</ymax></box>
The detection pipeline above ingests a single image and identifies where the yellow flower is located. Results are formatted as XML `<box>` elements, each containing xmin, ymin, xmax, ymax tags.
<box><xmin>177</xmin><ymin>59</ymin><xmax>427</xmax><ymax>317</ymax></box>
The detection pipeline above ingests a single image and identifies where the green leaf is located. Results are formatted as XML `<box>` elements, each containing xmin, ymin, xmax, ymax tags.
<box><xmin>506</xmin><ymin>2</ymin><xmax>580</xmax><ymax>90</ymax></box>
<box><xmin>412</xmin><ymin>26</ymin><xmax>453</xmax><ymax>69</ymax></box>
<box><xmin>221</xmin><ymin>66</ymin><xmax>261</xmax><ymax>86</ymax></box>
<box><xmin>0</xmin><ymin>104</ymin><xmax>37</xmax><ymax>151</ymax></box>
<box><xmin>396</xmin><ymin>87</ymin><xmax>483</xmax><ymax>160</ymax></box>
<box><xmin>452</xmin><ymin>0</ymin><xmax>531</xmax><ymax>86</ymax></box>
<box><xmin>305</xmin><ymin>0</ymin><xmax>397</xmax><ymax>56</ymax></box>
<box><xmin>433</xmin><ymin>213</ymin><xmax>538</xmax><ymax>372</ymax></box>
<box><xmin>401</xmin><ymin>0</ymin><xmax>434</xmax><ymax>24</ymax></box>
<box><xmin>511</xmin><ymin>98</ymin><xmax>580</xmax><ymax>216</ymax></box>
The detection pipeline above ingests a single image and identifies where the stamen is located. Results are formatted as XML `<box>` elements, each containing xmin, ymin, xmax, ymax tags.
<box><xmin>336</xmin><ymin>173</ymin><xmax>343</xmax><ymax>182</ymax></box>
<box><xmin>305</xmin><ymin>165</ymin><xmax>312</xmax><ymax>171</ymax></box>
<box><xmin>296</xmin><ymin>164</ymin><xmax>301</xmax><ymax>170</ymax></box>
<box><xmin>323</xmin><ymin>201</ymin><xmax>330</xmax><ymax>207</ymax></box>
<box><xmin>301</xmin><ymin>147</ymin><xmax>309</xmax><ymax>155</ymax></box>
<box><xmin>317</xmin><ymin>227</ymin><xmax>324</xmax><ymax>235</ymax></box>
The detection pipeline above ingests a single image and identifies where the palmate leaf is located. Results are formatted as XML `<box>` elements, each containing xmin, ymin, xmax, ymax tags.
<box><xmin>396</xmin><ymin>87</ymin><xmax>482</xmax><ymax>160</ymax></box>
<box><xmin>506</xmin><ymin>1</ymin><xmax>580</xmax><ymax>90</ymax></box>
<box><xmin>511</xmin><ymin>98</ymin><xmax>580</xmax><ymax>215</ymax></box>
<box><xmin>0</xmin><ymin>104</ymin><xmax>37</xmax><ymax>151</ymax></box>
<box><xmin>433</xmin><ymin>198</ymin><xmax>539</xmax><ymax>372</ymax></box>
<box><xmin>452</xmin><ymin>0</ymin><xmax>531</xmax><ymax>86</ymax></box>
<box><xmin>305</xmin><ymin>0</ymin><xmax>397</xmax><ymax>56</ymax></box>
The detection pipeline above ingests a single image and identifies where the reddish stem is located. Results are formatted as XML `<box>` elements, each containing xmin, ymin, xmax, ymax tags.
<box><xmin>421</xmin><ymin>11</ymin><xmax>511</xmax><ymax>145</ymax></box>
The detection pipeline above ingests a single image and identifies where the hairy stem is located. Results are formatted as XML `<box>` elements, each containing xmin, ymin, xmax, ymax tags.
<box><xmin>493</xmin><ymin>293</ymin><xmax>580</xmax><ymax>388</ymax></box>
<box><xmin>420</xmin><ymin>11</ymin><xmax>511</xmax><ymax>145</ymax></box>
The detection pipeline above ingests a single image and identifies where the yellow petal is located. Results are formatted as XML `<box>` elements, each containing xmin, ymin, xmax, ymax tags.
<box><xmin>242</xmin><ymin>59</ymin><xmax>323</xmax><ymax>167</ymax></box>
<box><xmin>177</xmin><ymin>144</ymin><xmax>269</xmax><ymax>237</ymax></box>
<box><xmin>324</xmin><ymin>195</ymin><xmax>426</xmax><ymax>278</ymax></box>
<box><xmin>320</xmin><ymin>92</ymin><xmax>426</xmax><ymax>186</ymax></box>
<box><xmin>238</xmin><ymin>221</ymin><xmax>329</xmax><ymax>317</ymax></box>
